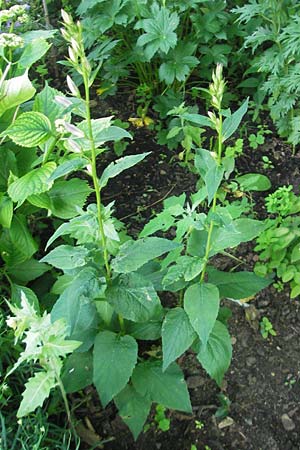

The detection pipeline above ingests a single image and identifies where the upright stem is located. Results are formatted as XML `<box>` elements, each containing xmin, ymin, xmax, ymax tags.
<box><xmin>82</xmin><ymin>69</ymin><xmax>111</xmax><ymax>281</ymax></box>
<box><xmin>200</xmin><ymin>114</ymin><xmax>223</xmax><ymax>283</ymax></box>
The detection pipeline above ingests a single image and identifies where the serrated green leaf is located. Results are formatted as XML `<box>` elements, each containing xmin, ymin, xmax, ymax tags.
<box><xmin>99</xmin><ymin>153</ymin><xmax>150</xmax><ymax>188</ymax></box>
<box><xmin>34</xmin><ymin>83</ymin><xmax>68</xmax><ymax>126</ymax></box>
<box><xmin>222</xmin><ymin>99</ymin><xmax>248</xmax><ymax>141</ymax></box>
<box><xmin>8</xmin><ymin>162</ymin><xmax>56</xmax><ymax>206</ymax></box>
<box><xmin>29</xmin><ymin>178</ymin><xmax>92</xmax><ymax>219</ymax></box>
<box><xmin>197</xmin><ymin>321</ymin><xmax>232</xmax><ymax>386</ymax></box>
<box><xmin>93</xmin><ymin>331</ymin><xmax>138</xmax><ymax>407</ymax></box>
<box><xmin>106</xmin><ymin>272</ymin><xmax>162</xmax><ymax>322</ymax></box>
<box><xmin>184</xmin><ymin>283</ymin><xmax>220</xmax><ymax>347</ymax></box>
<box><xmin>41</xmin><ymin>245</ymin><xmax>89</xmax><ymax>271</ymax></box>
<box><xmin>2</xmin><ymin>112</ymin><xmax>53</xmax><ymax>147</ymax></box>
<box><xmin>162</xmin><ymin>308</ymin><xmax>196</xmax><ymax>371</ymax></box>
<box><xmin>207</xmin><ymin>268</ymin><xmax>271</xmax><ymax>299</ymax></box>
<box><xmin>115</xmin><ymin>384</ymin><xmax>152</xmax><ymax>440</ymax></box>
<box><xmin>9</xmin><ymin>214</ymin><xmax>37</xmax><ymax>261</ymax></box>
<box><xmin>51</xmin><ymin>268</ymin><xmax>102</xmax><ymax>351</ymax></box>
<box><xmin>17</xmin><ymin>370</ymin><xmax>56</xmax><ymax>417</ymax></box>
<box><xmin>112</xmin><ymin>237</ymin><xmax>181</xmax><ymax>273</ymax></box>
<box><xmin>132</xmin><ymin>361</ymin><xmax>191</xmax><ymax>413</ymax></box>
<box><xmin>0</xmin><ymin>72</ymin><xmax>36</xmax><ymax>117</ymax></box>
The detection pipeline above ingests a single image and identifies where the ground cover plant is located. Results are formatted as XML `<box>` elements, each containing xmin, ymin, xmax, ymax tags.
<box><xmin>1</xmin><ymin>3</ymin><xmax>300</xmax><ymax>450</ymax></box>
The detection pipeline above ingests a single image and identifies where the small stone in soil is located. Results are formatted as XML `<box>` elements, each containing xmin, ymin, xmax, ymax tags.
<box><xmin>281</xmin><ymin>413</ymin><xmax>295</xmax><ymax>431</ymax></box>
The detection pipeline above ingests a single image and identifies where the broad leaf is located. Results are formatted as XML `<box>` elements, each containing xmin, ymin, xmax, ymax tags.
<box><xmin>115</xmin><ymin>385</ymin><xmax>152</xmax><ymax>440</ymax></box>
<box><xmin>7</xmin><ymin>258</ymin><xmax>49</xmax><ymax>283</ymax></box>
<box><xmin>18</xmin><ymin>38</ymin><xmax>51</xmax><ymax>70</ymax></box>
<box><xmin>222</xmin><ymin>99</ymin><xmax>248</xmax><ymax>141</ymax></box>
<box><xmin>106</xmin><ymin>272</ymin><xmax>162</xmax><ymax>322</ymax></box>
<box><xmin>8</xmin><ymin>162</ymin><xmax>56</xmax><ymax>206</ymax></box>
<box><xmin>207</xmin><ymin>268</ymin><xmax>272</xmax><ymax>299</ymax></box>
<box><xmin>41</xmin><ymin>245</ymin><xmax>89</xmax><ymax>271</ymax></box>
<box><xmin>3</xmin><ymin>112</ymin><xmax>53</xmax><ymax>147</ymax></box>
<box><xmin>9</xmin><ymin>214</ymin><xmax>37</xmax><ymax>261</ymax></box>
<box><xmin>125</xmin><ymin>319</ymin><xmax>162</xmax><ymax>340</ymax></box>
<box><xmin>34</xmin><ymin>83</ymin><xmax>68</xmax><ymax>126</ymax></box>
<box><xmin>48</xmin><ymin>157</ymin><xmax>87</xmax><ymax>182</ymax></box>
<box><xmin>235</xmin><ymin>173</ymin><xmax>271</xmax><ymax>191</ymax></box>
<box><xmin>0</xmin><ymin>195</ymin><xmax>13</xmax><ymax>228</ymax></box>
<box><xmin>0</xmin><ymin>72</ymin><xmax>36</xmax><ymax>117</ymax></box>
<box><xmin>11</xmin><ymin>284</ymin><xmax>40</xmax><ymax>313</ymax></box>
<box><xmin>132</xmin><ymin>361</ymin><xmax>192</xmax><ymax>413</ymax></box>
<box><xmin>112</xmin><ymin>237</ymin><xmax>181</xmax><ymax>273</ymax></box>
<box><xmin>93</xmin><ymin>331</ymin><xmax>138</xmax><ymax>407</ymax></box>
<box><xmin>51</xmin><ymin>268</ymin><xmax>102</xmax><ymax>351</ymax></box>
<box><xmin>184</xmin><ymin>283</ymin><xmax>220</xmax><ymax>347</ymax></box>
<box><xmin>194</xmin><ymin>148</ymin><xmax>224</xmax><ymax>204</ymax></box>
<box><xmin>162</xmin><ymin>308</ymin><xmax>196</xmax><ymax>371</ymax></box>
<box><xmin>62</xmin><ymin>351</ymin><xmax>93</xmax><ymax>393</ymax></box>
<box><xmin>17</xmin><ymin>370</ymin><xmax>56</xmax><ymax>417</ymax></box>
<box><xmin>197</xmin><ymin>321</ymin><xmax>232</xmax><ymax>386</ymax></box>
<box><xmin>29</xmin><ymin>178</ymin><xmax>92</xmax><ymax>219</ymax></box>
<box><xmin>99</xmin><ymin>153</ymin><xmax>150</xmax><ymax>188</ymax></box>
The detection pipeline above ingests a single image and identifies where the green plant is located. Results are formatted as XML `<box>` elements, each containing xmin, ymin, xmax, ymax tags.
<box><xmin>1</xmin><ymin>14</ymin><xmax>271</xmax><ymax>441</ymax></box>
<box><xmin>260</xmin><ymin>316</ymin><xmax>277</xmax><ymax>339</ymax></box>
<box><xmin>248</xmin><ymin>126</ymin><xmax>272</xmax><ymax>150</ymax></box>
<box><xmin>194</xmin><ymin>419</ymin><xmax>204</xmax><ymax>430</ymax></box>
<box><xmin>154</xmin><ymin>404</ymin><xmax>171</xmax><ymax>432</ymax></box>
<box><xmin>215</xmin><ymin>393</ymin><xmax>231</xmax><ymax>419</ymax></box>
<box><xmin>254</xmin><ymin>185</ymin><xmax>300</xmax><ymax>297</ymax></box>
<box><xmin>233</xmin><ymin>0</ymin><xmax>300</xmax><ymax>151</ymax></box>
<box><xmin>261</xmin><ymin>155</ymin><xmax>274</xmax><ymax>169</ymax></box>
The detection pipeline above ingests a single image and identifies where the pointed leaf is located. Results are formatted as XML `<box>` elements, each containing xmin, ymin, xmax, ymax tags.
<box><xmin>41</xmin><ymin>245</ymin><xmax>89</xmax><ymax>270</ymax></box>
<box><xmin>162</xmin><ymin>307</ymin><xmax>196</xmax><ymax>371</ymax></box>
<box><xmin>106</xmin><ymin>272</ymin><xmax>162</xmax><ymax>322</ymax></box>
<box><xmin>112</xmin><ymin>237</ymin><xmax>181</xmax><ymax>273</ymax></box>
<box><xmin>115</xmin><ymin>385</ymin><xmax>152</xmax><ymax>440</ymax></box>
<box><xmin>132</xmin><ymin>361</ymin><xmax>192</xmax><ymax>413</ymax></box>
<box><xmin>2</xmin><ymin>112</ymin><xmax>53</xmax><ymax>147</ymax></box>
<box><xmin>194</xmin><ymin>148</ymin><xmax>224</xmax><ymax>204</ymax></box>
<box><xmin>93</xmin><ymin>331</ymin><xmax>138</xmax><ymax>407</ymax></box>
<box><xmin>184</xmin><ymin>283</ymin><xmax>220</xmax><ymax>347</ymax></box>
<box><xmin>8</xmin><ymin>162</ymin><xmax>56</xmax><ymax>205</ymax></box>
<box><xmin>197</xmin><ymin>321</ymin><xmax>232</xmax><ymax>386</ymax></box>
<box><xmin>99</xmin><ymin>153</ymin><xmax>150</xmax><ymax>188</ymax></box>
<box><xmin>17</xmin><ymin>371</ymin><xmax>56</xmax><ymax>417</ymax></box>
<box><xmin>222</xmin><ymin>99</ymin><xmax>248</xmax><ymax>141</ymax></box>
<box><xmin>62</xmin><ymin>351</ymin><xmax>93</xmax><ymax>393</ymax></box>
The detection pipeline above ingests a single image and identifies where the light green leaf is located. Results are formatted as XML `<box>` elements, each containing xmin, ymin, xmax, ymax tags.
<box><xmin>40</xmin><ymin>245</ymin><xmax>89</xmax><ymax>271</ymax></box>
<box><xmin>0</xmin><ymin>72</ymin><xmax>36</xmax><ymax>117</ymax></box>
<box><xmin>33</xmin><ymin>83</ymin><xmax>68</xmax><ymax>126</ymax></box>
<box><xmin>8</xmin><ymin>161</ymin><xmax>56</xmax><ymax>206</ymax></box>
<box><xmin>235</xmin><ymin>173</ymin><xmax>271</xmax><ymax>191</ymax></box>
<box><xmin>162</xmin><ymin>308</ymin><xmax>196</xmax><ymax>371</ymax></box>
<box><xmin>291</xmin><ymin>243</ymin><xmax>300</xmax><ymax>263</ymax></box>
<box><xmin>17</xmin><ymin>370</ymin><xmax>56</xmax><ymax>417</ymax></box>
<box><xmin>132</xmin><ymin>361</ymin><xmax>192</xmax><ymax>413</ymax></box>
<box><xmin>112</xmin><ymin>237</ymin><xmax>181</xmax><ymax>273</ymax></box>
<box><xmin>184</xmin><ymin>283</ymin><xmax>220</xmax><ymax>347</ymax></box>
<box><xmin>139</xmin><ymin>210</ymin><xmax>175</xmax><ymax>238</ymax></box>
<box><xmin>93</xmin><ymin>331</ymin><xmax>138</xmax><ymax>407</ymax></box>
<box><xmin>18</xmin><ymin>38</ymin><xmax>51</xmax><ymax>69</ymax></box>
<box><xmin>29</xmin><ymin>178</ymin><xmax>92</xmax><ymax>219</ymax></box>
<box><xmin>62</xmin><ymin>351</ymin><xmax>93</xmax><ymax>393</ymax></box>
<box><xmin>99</xmin><ymin>153</ymin><xmax>150</xmax><ymax>188</ymax></box>
<box><xmin>2</xmin><ymin>112</ymin><xmax>53</xmax><ymax>147</ymax></box>
<box><xmin>222</xmin><ymin>99</ymin><xmax>248</xmax><ymax>141</ymax></box>
<box><xmin>197</xmin><ymin>321</ymin><xmax>232</xmax><ymax>386</ymax></box>
<box><xmin>106</xmin><ymin>272</ymin><xmax>162</xmax><ymax>322</ymax></box>
<box><xmin>48</xmin><ymin>157</ymin><xmax>87</xmax><ymax>182</ymax></box>
<box><xmin>207</xmin><ymin>268</ymin><xmax>271</xmax><ymax>299</ymax></box>
<box><xmin>115</xmin><ymin>385</ymin><xmax>152</xmax><ymax>440</ymax></box>
<box><xmin>0</xmin><ymin>195</ymin><xmax>13</xmax><ymax>228</ymax></box>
